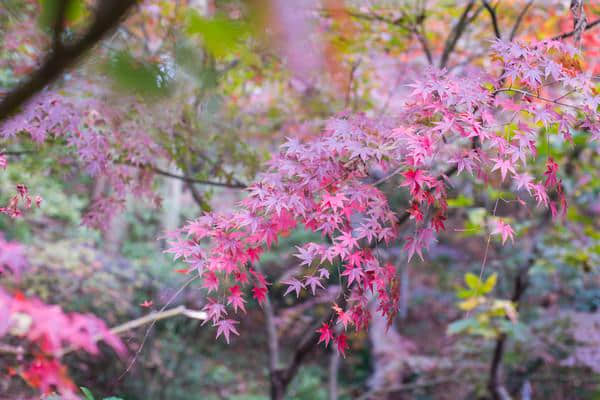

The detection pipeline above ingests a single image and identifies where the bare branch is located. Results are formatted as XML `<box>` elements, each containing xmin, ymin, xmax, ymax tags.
<box><xmin>440</xmin><ymin>0</ymin><xmax>479</xmax><ymax>68</ymax></box>
<box><xmin>569</xmin><ymin>0</ymin><xmax>587</xmax><ymax>46</ymax></box>
<box><xmin>133</xmin><ymin>163</ymin><xmax>247</xmax><ymax>189</ymax></box>
<box><xmin>551</xmin><ymin>17</ymin><xmax>600</xmax><ymax>41</ymax></box>
<box><xmin>52</xmin><ymin>0</ymin><xmax>69</xmax><ymax>50</ymax></box>
<box><xmin>509</xmin><ymin>0</ymin><xmax>534</xmax><ymax>41</ymax></box>
<box><xmin>482</xmin><ymin>0</ymin><xmax>502</xmax><ymax>39</ymax></box>
<box><xmin>414</xmin><ymin>23</ymin><xmax>434</xmax><ymax>64</ymax></box>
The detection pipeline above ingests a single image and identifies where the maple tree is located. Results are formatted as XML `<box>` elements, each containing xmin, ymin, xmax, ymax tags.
<box><xmin>0</xmin><ymin>1</ymin><xmax>600</xmax><ymax>399</ymax></box>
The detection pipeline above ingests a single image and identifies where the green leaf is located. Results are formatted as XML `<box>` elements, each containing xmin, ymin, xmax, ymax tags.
<box><xmin>456</xmin><ymin>288</ymin><xmax>474</xmax><ymax>299</ymax></box>
<box><xmin>482</xmin><ymin>273</ymin><xmax>497</xmax><ymax>294</ymax></box>
<box><xmin>39</xmin><ymin>0</ymin><xmax>86</xmax><ymax>30</ymax></box>
<box><xmin>80</xmin><ymin>387</ymin><xmax>95</xmax><ymax>400</ymax></box>
<box><xmin>464</xmin><ymin>273</ymin><xmax>480</xmax><ymax>290</ymax></box>
<box><xmin>186</xmin><ymin>12</ymin><xmax>249</xmax><ymax>58</ymax></box>
<box><xmin>447</xmin><ymin>194</ymin><xmax>474</xmax><ymax>208</ymax></box>
<box><xmin>447</xmin><ymin>318</ymin><xmax>478</xmax><ymax>335</ymax></box>
<box><xmin>105</xmin><ymin>51</ymin><xmax>170</xmax><ymax>96</ymax></box>
<box><xmin>497</xmin><ymin>320</ymin><xmax>529</xmax><ymax>341</ymax></box>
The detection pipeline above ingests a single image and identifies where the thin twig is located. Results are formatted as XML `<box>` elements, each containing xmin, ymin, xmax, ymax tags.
<box><xmin>128</xmin><ymin>162</ymin><xmax>247</xmax><ymax>189</ymax></box>
<box><xmin>118</xmin><ymin>274</ymin><xmax>199</xmax><ymax>380</ymax></box>
<box><xmin>551</xmin><ymin>17</ymin><xmax>600</xmax><ymax>41</ymax></box>
<box><xmin>493</xmin><ymin>88</ymin><xmax>581</xmax><ymax>110</ymax></box>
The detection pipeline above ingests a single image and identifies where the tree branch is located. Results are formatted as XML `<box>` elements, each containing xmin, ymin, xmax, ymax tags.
<box><xmin>0</xmin><ymin>305</ymin><xmax>206</xmax><ymax>358</ymax></box>
<box><xmin>440</xmin><ymin>0</ymin><xmax>479</xmax><ymax>68</ymax></box>
<box><xmin>488</xmin><ymin>254</ymin><xmax>534</xmax><ymax>400</ymax></box>
<box><xmin>509</xmin><ymin>0</ymin><xmax>534</xmax><ymax>41</ymax></box>
<box><xmin>52</xmin><ymin>0</ymin><xmax>69</xmax><ymax>50</ymax></box>
<box><xmin>149</xmin><ymin>164</ymin><xmax>247</xmax><ymax>189</ymax></box>
<box><xmin>493</xmin><ymin>88</ymin><xmax>580</xmax><ymax>110</ymax></box>
<box><xmin>109</xmin><ymin>305</ymin><xmax>206</xmax><ymax>337</ymax></box>
<box><xmin>482</xmin><ymin>0</ymin><xmax>502</xmax><ymax>39</ymax></box>
<box><xmin>551</xmin><ymin>17</ymin><xmax>600</xmax><ymax>41</ymax></box>
<box><xmin>0</xmin><ymin>0</ymin><xmax>138</xmax><ymax>122</ymax></box>
<box><xmin>569</xmin><ymin>0</ymin><xmax>587</xmax><ymax>46</ymax></box>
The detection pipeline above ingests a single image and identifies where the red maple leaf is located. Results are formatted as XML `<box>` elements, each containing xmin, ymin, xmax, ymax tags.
<box><xmin>140</xmin><ymin>300</ymin><xmax>153</xmax><ymax>308</ymax></box>
<box><xmin>252</xmin><ymin>286</ymin><xmax>268</xmax><ymax>305</ymax></box>
<box><xmin>316</xmin><ymin>322</ymin><xmax>334</xmax><ymax>347</ymax></box>
<box><xmin>227</xmin><ymin>285</ymin><xmax>247</xmax><ymax>313</ymax></box>
<box><xmin>335</xmin><ymin>333</ymin><xmax>349</xmax><ymax>357</ymax></box>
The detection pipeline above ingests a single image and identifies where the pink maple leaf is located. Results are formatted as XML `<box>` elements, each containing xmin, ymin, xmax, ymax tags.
<box><xmin>140</xmin><ymin>300</ymin><xmax>153</xmax><ymax>308</ymax></box>
<box><xmin>341</xmin><ymin>265</ymin><xmax>364</xmax><ymax>286</ymax></box>
<box><xmin>202</xmin><ymin>300</ymin><xmax>227</xmax><ymax>325</ymax></box>
<box><xmin>491</xmin><ymin>219</ymin><xmax>515</xmax><ymax>244</ymax></box>
<box><xmin>215</xmin><ymin>319</ymin><xmax>240</xmax><ymax>344</ymax></box>
<box><xmin>304</xmin><ymin>275</ymin><xmax>324</xmax><ymax>295</ymax></box>
<box><xmin>491</xmin><ymin>158</ymin><xmax>515</xmax><ymax>181</ymax></box>
<box><xmin>282</xmin><ymin>278</ymin><xmax>305</xmax><ymax>298</ymax></box>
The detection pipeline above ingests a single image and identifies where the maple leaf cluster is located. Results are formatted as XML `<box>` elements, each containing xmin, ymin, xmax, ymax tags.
<box><xmin>0</xmin><ymin>91</ymin><xmax>164</xmax><ymax>230</ymax></box>
<box><xmin>0</xmin><ymin>289</ymin><xmax>125</xmax><ymax>399</ymax></box>
<box><xmin>0</xmin><ymin>182</ymin><xmax>42</xmax><ymax>219</ymax></box>
<box><xmin>0</xmin><ymin>238</ymin><xmax>124</xmax><ymax>398</ymax></box>
<box><xmin>166</xmin><ymin>39</ymin><xmax>600</xmax><ymax>352</ymax></box>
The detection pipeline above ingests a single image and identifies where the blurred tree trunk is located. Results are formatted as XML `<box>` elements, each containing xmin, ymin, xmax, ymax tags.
<box><xmin>161</xmin><ymin>165</ymin><xmax>183</xmax><ymax>234</ymax></box>
<box><xmin>367</xmin><ymin>296</ymin><xmax>409</xmax><ymax>398</ymax></box>
<box><xmin>328</xmin><ymin>340</ymin><xmax>340</xmax><ymax>400</ymax></box>
<box><xmin>399</xmin><ymin>265</ymin><xmax>409</xmax><ymax>320</ymax></box>
<box><xmin>105</xmin><ymin>196</ymin><xmax>129</xmax><ymax>255</ymax></box>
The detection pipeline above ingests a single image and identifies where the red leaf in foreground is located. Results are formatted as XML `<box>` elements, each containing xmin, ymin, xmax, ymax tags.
<box><xmin>140</xmin><ymin>300</ymin><xmax>153</xmax><ymax>308</ymax></box>
<box><xmin>316</xmin><ymin>322</ymin><xmax>334</xmax><ymax>347</ymax></box>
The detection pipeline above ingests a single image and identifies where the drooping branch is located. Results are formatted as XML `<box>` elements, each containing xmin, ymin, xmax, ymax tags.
<box><xmin>320</xmin><ymin>7</ymin><xmax>434</xmax><ymax>65</ymax></box>
<box><xmin>493</xmin><ymin>88</ymin><xmax>581</xmax><ymax>110</ymax></box>
<box><xmin>0</xmin><ymin>0</ymin><xmax>138</xmax><ymax>122</ymax></box>
<box><xmin>109</xmin><ymin>305</ymin><xmax>206</xmax><ymax>335</ymax></box>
